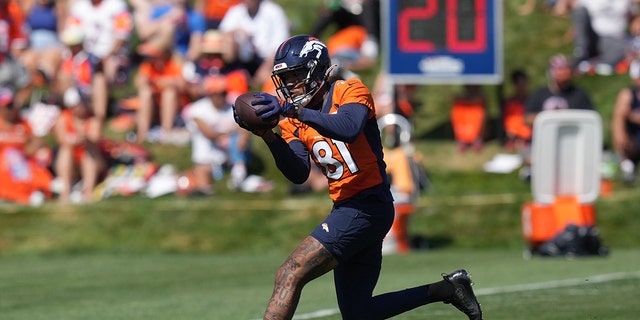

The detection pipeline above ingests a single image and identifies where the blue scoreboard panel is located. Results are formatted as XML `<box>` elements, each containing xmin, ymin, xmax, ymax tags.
<box><xmin>383</xmin><ymin>0</ymin><xmax>503</xmax><ymax>84</ymax></box>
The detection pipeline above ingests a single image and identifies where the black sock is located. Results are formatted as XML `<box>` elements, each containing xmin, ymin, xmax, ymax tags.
<box><xmin>426</xmin><ymin>279</ymin><xmax>454</xmax><ymax>302</ymax></box>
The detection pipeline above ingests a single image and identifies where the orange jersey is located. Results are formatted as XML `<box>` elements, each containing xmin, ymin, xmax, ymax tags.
<box><xmin>0</xmin><ymin>119</ymin><xmax>32</xmax><ymax>151</ymax></box>
<box><xmin>60</xmin><ymin>51</ymin><xmax>93</xmax><ymax>90</ymax></box>
<box><xmin>138</xmin><ymin>57</ymin><xmax>183</xmax><ymax>94</ymax></box>
<box><xmin>202</xmin><ymin>0</ymin><xmax>240</xmax><ymax>21</ymax></box>
<box><xmin>279</xmin><ymin>78</ymin><xmax>388</xmax><ymax>202</ymax></box>
<box><xmin>326</xmin><ymin>25</ymin><xmax>368</xmax><ymax>56</ymax></box>
<box><xmin>224</xmin><ymin>69</ymin><xmax>249</xmax><ymax>101</ymax></box>
<box><xmin>503</xmin><ymin>97</ymin><xmax>532</xmax><ymax>140</ymax></box>
<box><xmin>0</xmin><ymin>0</ymin><xmax>27</xmax><ymax>52</ymax></box>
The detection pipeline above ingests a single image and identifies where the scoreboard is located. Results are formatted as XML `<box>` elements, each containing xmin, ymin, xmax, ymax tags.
<box><xmin>383</xmin><ymin>0</ymin><xmax>503</xmax><ymax>84</ymax></box>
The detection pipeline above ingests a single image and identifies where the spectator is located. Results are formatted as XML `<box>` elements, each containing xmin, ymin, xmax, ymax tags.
<box><xmin>218</xmin><ymin>0</ymin><xmax>289</xmax><ymax>87</ymax></box>
<box><xmin>129</xmin><ymin>0</ymin><xmax>170</xmax><ymax>42</ymax></box>
<box><xmin>18</xmin><ymin>0</ymin><xmax>66</xmax><ymax>84</ymax></box>
<box><xmin>148</xmin><ymin>0</ymin><xmax>207</xmax><ymax>62</ymax></box>
<box><xmin>66</xmin><ymin>0</ymin><xmax>133</xmax><ymax>123</ymax></box>
<box><xmin>0</xmin><ymin>0</ymin><xmax>29</xmax><ymax>58</ymax></box>
<box><xmin>310</xmin><ymin>0</ymin><xmax>379</xmax><ymax>75</ymax></box>
<box><xmin>326</xmin><ymin>25</ymin><xmax>378</xmax><ymax>76</ymax></box>
<box><xmin>53</xmin><ymin>87</ymin><xmax>105</xmax><ymax>203</ymax></box>
<box><xmin>373</xmin><ymin>72</ymin><xmax>419</xmax><ymax>119</ymax></box>
<box><xmin>134</xmin><ymin>38</ymin><xmax>187</xmax><ymax>144</ymax></box>
<box><xmin>524</xmin><ymin>54</ymin><xmax>595</xmax><ymax>127</ymax></box>
<box><xmin>521</xmin><ymin>54</ymin><xmax>595</xmax><ymax>181</ymax></box>
<box><xmin>182</xmin><ymin>76</ymin><xmax>241</xmax><ymax>194</ymax></box>
<box><xmin>0</xmin><ymin>48</ymin><xmax>31</xmax><ymax>108</ymax></box>
<box><xmin>182</xmin><ymin>75</ymin><xmax>271</xmax><ymax>194</ymax></box>
<box><xmin>571</xmin><ymin>0</ymin><xmax>640</xmax><ymax>75</ymax></box>
<box><xmin>182</xmin><ymin>29</ymin><xmax>249</xmax><ymax>103</ymax></box>
<box><xmin>194</xmin><ymin>0</ymin><xmax>240</xmax><ymax>30</ymax></box>
<box><xmin>0</xmin><ymin>87</ymin><xmax>53</xmax><ymax>205</ymax></box>
<box><xmin>56</xmin><ymin>27</ymin><xmax>92</xmax><ymax>104</ymax></box>
<box><xmin>612</xmin><ymin>59</ymin><xmax>640</xmax><ymax>185</ymax></box>
<box><xmin>502</xmin><ymin>69</ymin><xmax>532</xmax><ymax>152</ymax></box>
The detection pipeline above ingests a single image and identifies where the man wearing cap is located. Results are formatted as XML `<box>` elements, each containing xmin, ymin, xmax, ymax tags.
<box><xmin>612</xmin><ymin>59</ymin><xmax>640</xmax><ymax>185</ymax></box>
<box><xmin>524</xmin><ymin>54</ymin><xmax>595</xmax><ymax>126</ymax></box>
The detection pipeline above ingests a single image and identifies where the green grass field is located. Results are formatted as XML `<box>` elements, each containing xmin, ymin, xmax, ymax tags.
<box><xmin>1</xmin><ymin>249</ymin><xmax>639</xmax><ymax>319</ymax></box>
<box><xmin>2</xmin><ymin>1</ymin><xmax>640</xmax><ymax>319</ymax></box>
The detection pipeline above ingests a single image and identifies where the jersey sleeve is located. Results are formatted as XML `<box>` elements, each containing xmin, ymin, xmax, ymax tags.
<box><xmin>332</xmin><ymin>78</ymin><xmax>376</xmax><ymax>119</ymax></box>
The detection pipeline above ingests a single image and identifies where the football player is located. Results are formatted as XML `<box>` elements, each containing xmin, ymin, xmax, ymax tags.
<box><xmin>233</xmin><ymin>35</ymin><xmax>483</xmax><ymax>320</ymax></box>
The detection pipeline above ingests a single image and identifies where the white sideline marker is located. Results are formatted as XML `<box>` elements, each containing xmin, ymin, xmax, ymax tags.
<box><xmin>475</xmin><ymin>270</ymin><xmax>640</xmax><ymax>296</ymax></box>
<box><xmin>259</xmin><ymin>271</ymin><xmax>640</xmax><ymax>320</ymax></box>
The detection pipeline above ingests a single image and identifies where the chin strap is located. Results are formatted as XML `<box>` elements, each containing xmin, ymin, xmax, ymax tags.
<box><xmin>325</xmin><ymin>64</ymin><xmax>340</xmax><ymax>82</ymax></box>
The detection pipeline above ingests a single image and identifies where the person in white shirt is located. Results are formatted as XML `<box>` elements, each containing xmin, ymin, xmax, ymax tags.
<box><xmin>182</xmin><ymin>75</ymin><xmax>272</xmax><ymax>195</ymax></box>
<box><xmin>218</xmin><ymin>0</ymin><xmax>289</xmax><ymax>87</ymax></box>
<box><xmin>572</xmin><ymin>0</ymin><xmax>640</xmax><ymax>74</ymax></box>
<box><xmin>66</xmin><ymin>0</ymin><xmax>133</xmax><ymax>124</ymax></box>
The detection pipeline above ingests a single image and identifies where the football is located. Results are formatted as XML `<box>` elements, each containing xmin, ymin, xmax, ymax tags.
<box><xmin>234</xmin><ymin>92</ymin><xmax>280</xmax><ymax>131</ymax></box>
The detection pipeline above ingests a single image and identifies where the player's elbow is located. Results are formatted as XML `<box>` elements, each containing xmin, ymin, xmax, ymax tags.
<box><xmin>288</xmin><ymin>172</ymin><xmax>310</xmax><ymax>185</ymax></box>
<box><xmin>277</xmin><ymin>164</ymin><xmax>310</xmax><ymax>184</ymax></box>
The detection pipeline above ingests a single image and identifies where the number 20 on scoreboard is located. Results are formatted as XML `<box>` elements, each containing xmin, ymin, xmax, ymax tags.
<box><xmin>383</xmin><ymin>0</ymin><xmax>503</xmax><ymax>84</ymax></box>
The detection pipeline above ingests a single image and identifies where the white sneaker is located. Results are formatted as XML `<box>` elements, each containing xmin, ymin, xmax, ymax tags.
<box><xmin>239</xmin><ymin>175</ymin><xmax>274</xmax><ymax>193</ymax></box>
<box><xmin>29</xmin><ymin>191</ymin><xmax>45</xmax><ymax>207</ymax></box>
<box><xmin>228</xmin><ymin>163</ymin><xmax>247</xmax><ymax>191</ymax></box>
<box><xmin>620</xmin><ymin>159</ymin><xmax>636</xmax><ymax>185</ymax></box>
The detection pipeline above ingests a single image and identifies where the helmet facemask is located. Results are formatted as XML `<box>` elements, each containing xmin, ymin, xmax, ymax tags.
<box><xmin>272</xmin><ymin>59</ymin><xmax>324</xmax><ymax>108</ymax></box>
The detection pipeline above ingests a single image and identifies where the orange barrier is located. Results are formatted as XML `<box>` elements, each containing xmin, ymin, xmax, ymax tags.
<box><xmin>451</xmin><ymin>98</ymin><xmax>485</xmax><ymax>144</ymax></box>
<box><xmin>521</xmin><ymin>196</ymin><xmax>596</xmax><ymax>248</ymax></box>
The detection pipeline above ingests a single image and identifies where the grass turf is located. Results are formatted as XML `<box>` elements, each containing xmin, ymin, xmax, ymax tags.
<box><xmin>0</xmin><ymin>249</ymin><xmax>638</xmax><ymax>319</ymax></box>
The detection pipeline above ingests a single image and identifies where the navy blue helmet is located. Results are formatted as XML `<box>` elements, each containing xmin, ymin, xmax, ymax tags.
<box><xmin>271</xmin><ymin>35</ymin><xmax>332</xmax><ymax>107</ymax></box>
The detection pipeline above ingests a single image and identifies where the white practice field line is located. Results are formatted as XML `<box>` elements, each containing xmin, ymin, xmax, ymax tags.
<box><xmin>263</xmin><ymin>270</ymin><xmax>640</xmax><ymax>320</ymax></box>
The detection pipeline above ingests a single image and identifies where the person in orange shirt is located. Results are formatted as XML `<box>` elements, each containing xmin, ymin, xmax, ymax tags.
<box><xmin>56</xmin><ymin>27</ymin><xmax>93</xmax><ymax>105</ymax></box>
<box><xmin>310</xmin><ymin>0</ymin><xmax>379</xmax><ymax>77</ymax></box>
<box><xmin>53</xmin><ymin>87</ymin><xmax>104</xmax><ymax>203</ymax></box>
<box><xmin>502</xmin><ymin>69</ymin><xmax>532</xmax><ymax>152</ymax></box>
<box><xmin>134</xmin><ymin>38</ymin><xmax>186</xmax><ymax>144</ymax></box>
<box><xmin>194</xmin><ymin>0</ymin><xmax>240</xmax><ymax>29</ymax></box>
<box><xmin>0</xmin><ymin>87</ymin><xmax>53</xmax><ymax>205</ymax></box>
<box><xmin>0</xmin><ymin>0</ymin><xmax>32</xmax><ymax>108</ymax></box>
<box><xmin>0</xmin><ymin>0</ymin><xmax>28</xmax><ymax>57</ymax></box>
<box><xmin>326</xmin><ymin>25</ymin><xmax>378</xmax><ymax>72</ymax></box>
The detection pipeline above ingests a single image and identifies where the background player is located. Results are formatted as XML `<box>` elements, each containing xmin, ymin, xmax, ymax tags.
<box><xmin>233</xmin><ymin>35</ymin><xmax>482</xmax><ymax>320</ymax></box>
